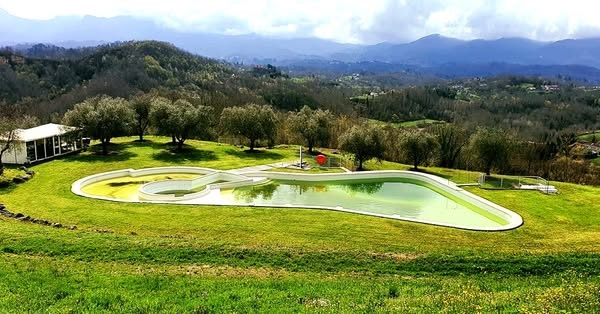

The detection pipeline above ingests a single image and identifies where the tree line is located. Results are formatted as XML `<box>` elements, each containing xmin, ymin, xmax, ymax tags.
<box><xmin>3</xmin><ymin>41</ymin><xmax>600</xmax><ymax>146</ymax></box>
<box><xmin>2</xmin><ymin>92</ymin><xmax>599</xmax><ymax>185</ymax></box>
<box><xmin>60</xmin><ymin>94</ymin><xmax>333</xmax><ymax>156</ymax></box>
<box><xmin>2</xmin><ymin>41</ymin><xmax>600</xmax><ymax>184</ymax></box>
<box><xmin>59</xmin><ymin>93</ymin><xmax>600</xmax><ymax>185</ymax></box>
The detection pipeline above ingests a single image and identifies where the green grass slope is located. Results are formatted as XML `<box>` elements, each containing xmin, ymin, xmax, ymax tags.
<box><xmin>0</xmin><ymin>136</ymin><xmax>599</xmax><ymax>312</ymax></box>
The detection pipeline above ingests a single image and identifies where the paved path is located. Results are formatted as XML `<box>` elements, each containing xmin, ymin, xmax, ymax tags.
<box><xmin>228</xmin><ymin>161</ymin><xmax>292</xmax><ymax>174</ymax></box>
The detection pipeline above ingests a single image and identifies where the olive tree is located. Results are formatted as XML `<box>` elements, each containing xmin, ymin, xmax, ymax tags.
<box><xmin>338</xmin><ymin>124</ymin><xmax>385</xmax><ymax>170</ymax></box>
<box><xmin>287</xmin><ymin>106</ymin><xmax>333</xmax><ymax>154</ymax></box>
<box><xmin>0</xmin><ymin>114</ymin><xmax>37</xmax><ymax>175</ymax></box>
<box><xmin>149</xmin><ymin>97</ymin><xmax>174</xmax><ymax>143</ymax></box>
<box><xmin>400</xmin><ymin>130</ymin><xmax>439</xmax><ymax>170</ymax></box>
<box><xmin>469</xmin><ymin>127</ymin><xmax>511</xmax><ymax>175</ymax></box>
<box><xmin>63</xmin><ymin>96</ymin><xmax>134</xmax><ymax>155</ymax></box>
<box><xmin>130</xmin><ymin>94</ymin><xmax>153</xmax><ymax>141</ymax></box>
<box><xmin>150</xmin><ymin>98</ymin><xmax>213</xmax><ymax>151</ymax></box>
<box><xmin>219</xmin><ymin>104</ymin><xmax>277</xmax><ymax>152</ymax></box>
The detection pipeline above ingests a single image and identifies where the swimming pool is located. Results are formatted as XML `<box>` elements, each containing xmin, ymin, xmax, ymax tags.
<box><xmin>72</xmin><ymin>167</ymin><xmax>523</xmax><ymax>231</ymax></box>
<box><xmin>222</xmin><ymin>178</ymin><xmax>507</xmax><ymax>229</ymax></box>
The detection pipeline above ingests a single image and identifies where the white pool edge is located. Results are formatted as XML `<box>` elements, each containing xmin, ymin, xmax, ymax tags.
<box><xmin>71</xmin><ymin>167</ymin><xmax>523</xmax><ymax>232</ymax></box>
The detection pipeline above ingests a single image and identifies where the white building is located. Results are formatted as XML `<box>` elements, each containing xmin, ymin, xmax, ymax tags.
<box><xmin>1</xmin><ymin>123</ymin><xmax>82</xmax><ymax>164</ymax></box>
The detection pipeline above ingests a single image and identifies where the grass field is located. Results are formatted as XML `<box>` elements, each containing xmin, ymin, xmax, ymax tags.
<box><xmin>578</xmin><ymin>131</ymin><xmax>600</xmax><ymax>142</ymax></box>
<box><xmin>0</xmin><ymin>167</ymin><xmax>26</xmax><ymax>187</ymax></box>
<box><xmin>368</xmin><ymin>118</ymin><xmax>444</xmax><ymax>128</ymax></box>
<box><xmin>0</xmin><ymin>136</ymin><xmax>599</xmax><ymax>312</ymax></box>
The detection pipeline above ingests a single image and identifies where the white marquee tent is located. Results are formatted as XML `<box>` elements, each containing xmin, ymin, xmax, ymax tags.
<box><xmin>1</xmin><ymin>123</ymin><xmax>82</xmax><ymax>164</ymax></box>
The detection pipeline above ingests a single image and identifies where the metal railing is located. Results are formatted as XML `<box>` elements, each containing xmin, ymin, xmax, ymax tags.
<box><xmin>478</xmin><ymin>174</ymin><xmax>555</xmax><ymax>194</ymax></box>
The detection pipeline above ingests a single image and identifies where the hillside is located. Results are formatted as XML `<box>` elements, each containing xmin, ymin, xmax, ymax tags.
<box><xmin>0</xmin><ymin>40</ymin><xmax>229</xmax><ymax>101</ymax></box>
<box><xmin>4</xmin><ymin>9</ymin><xmax>600</xmax><ymax>73</ymax></box>
<box><xmin>0</xmin><ymin>9</ymin><xmax>356</xmax><ymax>61</ymax></box>
<box><xmin>0</xmin><ymin>41</ymin><xmax>360</xmax><ymax>120</ymax></box>
<box><xmin>0</xmin><ymin>41</ymin><xmax>260</xmax><ymax>118</ymax></box>
<box><xmin>3</xmin><ymin>41</ymin><xmax>600</xmax><ymax>137</ymax></box>
<box><xmin>347</xmin><ymin>35</ymin><xmax>600</xmax><ymax>68</ymax></box>
<box><xmin>2</xmin><ymin>40</ymin><xmax>600</xmax><ymax>142</ymax></box>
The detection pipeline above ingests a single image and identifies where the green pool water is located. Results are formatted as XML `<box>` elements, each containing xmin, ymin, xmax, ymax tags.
<box><xmin>221</xmin><ymin>178</ymin><xmax>508</xmax><ymax>228</ymax></box>
<box><xmin>78</xmin><ymin>172</ymin><xmax>510</xmax><ymax>229</ymax></box>
<box><xmin>81</xmin><ymin>173</ymin><xmax>200</xmax><ymax>201</ymax></box>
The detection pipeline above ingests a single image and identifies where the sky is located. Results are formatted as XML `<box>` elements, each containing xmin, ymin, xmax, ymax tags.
<box><xmin>1</xmin><ymin>0</ymin><xmax>600</xmax><ymax>44</ymax></box>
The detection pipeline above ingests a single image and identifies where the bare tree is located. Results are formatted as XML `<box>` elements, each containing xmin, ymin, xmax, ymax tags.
<box><xmin>432</xmin><ymin>124</ymin><xmax>468</xmax><ymax>168</ymax></box>
<box><xmin>0</xmin><ymin>112</ymin><xmax>37</xmax><ymax>175</ymax></box>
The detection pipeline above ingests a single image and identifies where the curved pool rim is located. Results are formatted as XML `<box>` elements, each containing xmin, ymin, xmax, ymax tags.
<box><xmin>71</xmin><ymin>166</ymin><xmax>523</xmax><ymax>231</ymax></box>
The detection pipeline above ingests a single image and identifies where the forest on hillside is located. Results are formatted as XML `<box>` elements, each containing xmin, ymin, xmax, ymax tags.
<box><xmin>2</xmin><ymin>40</ymin><xmax>600</xmax><ymax>184</ymax></box>
<box><xmin>2</xmin><ymin>41</ymin><xmax>600</xmax><ymax>135</ymax></box>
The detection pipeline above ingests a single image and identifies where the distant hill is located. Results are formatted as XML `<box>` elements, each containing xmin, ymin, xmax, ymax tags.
<box><xmin>347</xmin><ymin>34</ymin><xmax>600</xmax><ymax>69</ymax></box>
<box><xmin>0</xmin><ymin>40</ymin><xmax>359</xmax><ymax>120</ymax></box>
<box><xmin>278</xmin><ymin>59</ymin><xmax>600</xmax><ymax>84</ymax></box>
<box><xmin>282</xmin><ymin>34</ymin><xmax>600</xmax><ymax>83</ymax></box>
<box><xmin>0</xmin><ymin>41</ymin><xmax>242</xmax><ymax>117</ymax></box>
<box><xmin>5</xmin><ymin>10</ymin><xmax>600</xmax><ymax>70</ymax></box>
<box><xmin>4</xmin><ymin>43</ymin><xmax>101</xmax><ymax>59</ymax></box>
<box><xmin>0</xmin><ymin>9</ymin><xmax>357</xmax><ymax>62</ymax></box>
<box><xmin>429</xmin><ymin>63</ymin><xmax>600</xmax><ymax>83</ymax></box>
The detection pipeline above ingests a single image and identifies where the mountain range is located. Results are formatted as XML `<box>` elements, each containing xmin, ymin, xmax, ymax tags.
<box><xmin>0</xmin><ymin>9</ymin><xmax>353</xmax><ymax>61</ymax></box>
<box><xmin>3</xmin><ymin>9</ymin><xmax>600</xmax><ymax>82</ymax></box>
<box><xmin>342</xmin><ymin>34</ymin><xmax>600</xmax><ymax>68</ymax></box>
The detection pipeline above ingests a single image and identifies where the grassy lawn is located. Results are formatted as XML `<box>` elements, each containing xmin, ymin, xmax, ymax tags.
<box><xmin>0</xmin><ymin>136</ymin><xmax>599</xmax><ymax>312</ymax></box>
<box><xmin>368</xmin><ymin>118</ymin><xmax>444</xmax><ymax>128</ymax></box>
<box><xmin>269</xmin><ymin>151</ymin><xmax>349</xmax><ymax>173</ymax></box>
<box><xmin>578</xmin><ymin>131</ymin><xmax>600</xmax><ymax>142</ymax></box>
<box><xmin>397</xmin><ymin>119</ymin><xmax>443</xmax><ymax>127</ymax></box>
<box><xmin>0</xmin><ymin>167</ymin><xmax>26</xmax><ymax>187</ymax></box>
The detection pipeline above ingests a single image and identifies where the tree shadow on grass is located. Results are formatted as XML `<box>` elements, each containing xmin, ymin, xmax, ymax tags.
<box><xmin>121</xmin><ymin>139</ymin><xmax>162</xmax><ymax>150</ymax></box>
<box><xmin>152</xmin><ymin>145</ymin><xmax>217</xmax><ymax>163</ymax></box>
<box><xmin>0</xmin><ymin>183</ymin><xmax>18</xmax><ymax>195</ymax></box>
<box><xmin>223</xmin><ymin>148</ymin><xmax>285</xmax><ymax>160</ymax></box>
<box><xmin>80</xmin><ymin>151</ymin><xmax>138</xmax><ymax>163</ymax></box>
<box><xmin>64</xmin><ymin>143</ymin><xmax>138</xmax><ymax>163</ymax></box>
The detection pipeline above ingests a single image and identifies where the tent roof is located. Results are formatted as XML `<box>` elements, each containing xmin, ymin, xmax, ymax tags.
<box><xmin>17</xmin><ymin>123</ymin><xmax>78</xmax><ymax>142</ymax></box>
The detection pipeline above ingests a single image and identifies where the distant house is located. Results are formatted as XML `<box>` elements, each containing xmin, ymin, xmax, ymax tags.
<box><xmin>1</xmin><ymin>123</ymin><xmax>82</xmax><ymax>165</ymax></box>
<box><xmin>542</xmin><ymin>84</ymin><xmax>560</xmax><ymax>91</ymax></box>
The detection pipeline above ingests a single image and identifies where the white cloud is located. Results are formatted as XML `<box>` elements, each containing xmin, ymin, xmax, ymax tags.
<box><xmin>1</xmin><ymin>0</ymin><xmax>600</xmax><ymax>43</ymax></box>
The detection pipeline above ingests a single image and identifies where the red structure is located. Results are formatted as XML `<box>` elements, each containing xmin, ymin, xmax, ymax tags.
<box><xmin>316</xmin><ymin>154</ymin><xmax>327</xmax><ymax>165</ymax></box>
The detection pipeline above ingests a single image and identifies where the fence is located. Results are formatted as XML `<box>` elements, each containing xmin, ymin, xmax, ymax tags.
<box><xmin>314</xmin><ymin>155</ymin><xmax>358</xmax><ymax>170</ymax></box>
<box><xmin>299</xmin><ymin>155</ymin><xmax>346</xmax><ymax>169</ymax></box>
<box><xmin>478</xmin><ymin>174</ymin><xmax>551</xmax><ymax>191</ymax></box>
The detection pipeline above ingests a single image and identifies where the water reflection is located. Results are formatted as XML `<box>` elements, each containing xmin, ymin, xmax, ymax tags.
<box><xmin>234</xmin><ymin>183</ymin><xmax>279</xmax><ymax>202</ymax></box>
<box><xmin>343</xmin><ymin>182</ymin><xmax>384</xmax><ymax>195</ymax></box>
<box><xmin>108</xmin><ymin>180</ymin><xmax>148</xmax><ymax>187</ymax></box>
<box><xmin>290</xmin><ymin>183</ymin><xmax>329</xmax><ymax>194</ymax></box>
<box><xmin>223</xmin><ymin>179</ymin><xmax>505</xmax><ymax>228</ymax></box>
